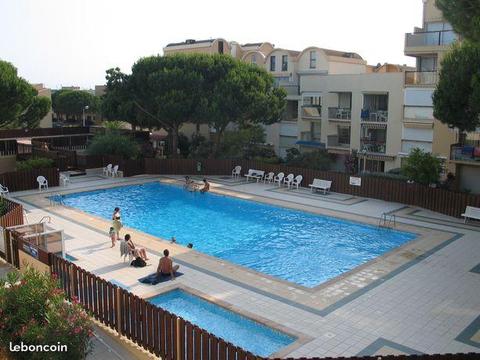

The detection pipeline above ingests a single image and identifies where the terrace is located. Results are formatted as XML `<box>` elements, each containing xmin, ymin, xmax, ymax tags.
<box><xmin>2</xmin><ymin>159</ymin><xmax>479</xmax><ymax>359</ymax></box>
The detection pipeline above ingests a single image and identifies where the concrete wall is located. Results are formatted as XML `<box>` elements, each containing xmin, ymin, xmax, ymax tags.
<box><xmin>19</xmin><ymin>251</ymin><xmax>50</xmax><ymax>274</ymax></box>
<box><xmin>458</xmin><ymin>165</ymin><xmax>480</xmax><ymax>194</ymax></box>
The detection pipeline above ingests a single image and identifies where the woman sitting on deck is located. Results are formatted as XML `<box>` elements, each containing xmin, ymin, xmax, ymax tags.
<box><xmin>125</xmin><ymin>234</ymin><xmax>149</xmax><ymax>261</ymax></box>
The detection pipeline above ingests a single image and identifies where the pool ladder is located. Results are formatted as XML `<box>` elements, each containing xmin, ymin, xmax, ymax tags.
<box><xmin>49</xmin><ymin>193</ymin><xmax>65</xmax><ymax>207</ymax></box>
<box><xmin>379</xmin><ymin>213</ymin><xmax>396</xmax><ymax>228</ymax></box>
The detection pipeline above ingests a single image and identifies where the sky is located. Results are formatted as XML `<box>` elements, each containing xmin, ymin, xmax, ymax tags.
<box><xmin>0</xmin><ymin>0</ymin><xmax>423</xmax><ymax>90</ymax></box>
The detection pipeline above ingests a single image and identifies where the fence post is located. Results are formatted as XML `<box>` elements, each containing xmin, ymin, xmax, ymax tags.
<box><xmin>116</xmin><ymin>287</ymin><xmax>122</xmax><ymax>334</ymax></box>
<box><xmin>176</xmin><ymin>317</ymin><xmax>182</xmax><ymax>360</ymax></box>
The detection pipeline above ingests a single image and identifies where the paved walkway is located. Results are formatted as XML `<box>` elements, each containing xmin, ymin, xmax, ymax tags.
<box><xmin>8</xmin><ymin>173</ymin><xmax>480</xmax><ymax>358</ymax></box>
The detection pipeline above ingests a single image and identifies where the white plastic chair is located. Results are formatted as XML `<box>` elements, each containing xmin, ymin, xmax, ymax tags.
<box><xmin>283</xmin><ymin>174</ymin><xmax>294</xmax><ymax>187</ymax></box>
<box><xmin>290</xmin><ymin>175</ymin><xmax>303</xmax><ymax>190</ymax></box>
<box><xmin>111</xmin><ymin>165</ymin><xmax>119</xmax><ymax>177</ymax></box>
<box><xmin>103</xmin><ymin>164</ymin><xmax>112</xmax><ymax>176</ymax></box>
<box><xmin>263</xmin><ymin>172</ymin><xmax>274</xmax><ymax>184</ymax></box>
<box><xmin>0</xmin><ymin>184</ymin><xmax>9</xmax><ymax>197</ymax></box>
<box><xmin>37</xmin><ymin>176</ymin><xmax>48</xmax><ymax>191</ymax></box>
<box><xmin>273</xmin><ymin>172</ymin><xmax>284</xmax><ymax>187</ymax></box>
<box><xmin>60</xmin><ymin>173</ymin><xmax>70</xmax><ymax>186</ymax></box>
<box><xmin>231</xmin><ymin>165</ymin><xmax>241</xmax><ymax>179</ymax></box>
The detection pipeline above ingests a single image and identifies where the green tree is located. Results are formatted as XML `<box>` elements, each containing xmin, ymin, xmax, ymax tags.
<box><xmin>208</xmin><ymin>59</ymin><xmax>286</xmax><ymax>154</ymax></box>
<box><xmin>87</xmin><ymin>132</ymin><xmax>140</xmax><ymax>159</ymax></box>
<box><xmin>52</xmin><ymin>89</ymin><xmax>99</xmax><ymax>123</ymax></box>
<box><xmin>435</xmin><ymin>0</ymin><xmax>480</xmax><ymax>42</ymax></box>
<box><xmin>128</xmin><ymin>54</ymin><xmax>214</xmax><ymax>157</ymax></box>
<box><xmin>0</xmin><ymin>60</ymin><xmax>50</xmax><ymax>128</ymax></box>
<box><xmin>432</xmin><ymin>41</ymin><xmax>480</xmax><ymax>132</ymax></box>
<box><xmin>401</xmin><ymin>148</ymin><xmax>442</xmax><ymax>185</ymax></box>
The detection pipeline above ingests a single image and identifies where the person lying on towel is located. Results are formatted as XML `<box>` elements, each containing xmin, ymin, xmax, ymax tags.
<box><xmin>157</xmin><ymin>249</ymin><xmax>180</xmax><ymax>280</ymax></box>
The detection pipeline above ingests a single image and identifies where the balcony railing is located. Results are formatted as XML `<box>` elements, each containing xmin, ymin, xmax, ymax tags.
<box><xmin>360</xmin><ymin>109</ymin><xmax>388</xmax><ymax>122</ymax></box>
<box><xmin>301</xmin><ymin>105</ymin><xmax>322</xmax><ymax>119</ymax></box>
<box><xmin>360</xmin><ymin>142</ymin><xmax>386</xmax><ymax>154</ymax></box>
<box><xmin>405</xmin><ymin>30</ymin><xmax>457</xmax><ymax>47</ymax></box>
<box><xmin>328</xmin><ymin>107</ymin><xmax>351</xmax><ymax>120</ymax></box>
<box><xmin>450</xmin><ymin>144</ymin><xmax>480</xmax><ymax>163</ymax></box>
<box><xmin>327</xmin><ymin>135</ymin><xmax>350</xmax><ymax>148</ymax></box>
<box><xmin>405</xmin><ymin>71</ymin><xmax>438</xmax><ymax>86</ymax></box>
<box><xmin>279</xmin><ymin>83</ymin><xmax>300</xmax><ymax>96</ymax></box>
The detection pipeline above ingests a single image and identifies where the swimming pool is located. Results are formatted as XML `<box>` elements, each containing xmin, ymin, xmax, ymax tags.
<box><xmin>148</xmin><ymin>289</ymin><xmax>295</xmax><ymax>356</ymax></box>
<box><xmin>59</xmin><ymin>182</ymin><xmax>416</xmax><ymax>287</ymax></box>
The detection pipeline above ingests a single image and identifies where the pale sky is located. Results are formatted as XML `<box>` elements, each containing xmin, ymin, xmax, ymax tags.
<box><xmin>0</xmin><ymin>0</ymin><xmax>423</xmax><ymax>90</ymax></box>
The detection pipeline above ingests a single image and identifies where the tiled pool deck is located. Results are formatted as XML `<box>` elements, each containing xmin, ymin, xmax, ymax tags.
<box><xmin>9</xmin><ymin>173</ymin><xmax>480</xmax><ymax>358</ymax></box>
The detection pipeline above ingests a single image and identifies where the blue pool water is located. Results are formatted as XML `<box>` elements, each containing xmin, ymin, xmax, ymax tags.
<box><xmin>59</xmin><ymin>182</ymin><xmax>416</xmax><ymax>287</ymax></box>
<box><xmin>148</xmin><ymin>289</ymin><xmax>295</xmax><ymax>356</ymax></box>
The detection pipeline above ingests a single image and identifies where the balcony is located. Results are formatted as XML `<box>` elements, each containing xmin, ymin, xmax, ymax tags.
<box><xmin>301</xmin><ymin>105</ymin><xmax>322</xmax><ymax>119</ymax></box>
<box><xmin>280</xmin><ymin>83</ymin><xmax>300</xmax><ymax>96</ymax></box>
<box><xmin>450</xmin><ymin>143</ymin><xmax>480</xmax><ymax>165</ymax></box>
<box><xmin>360</xmin><ymin>141</ymin><xmax>386</xmax><ymax>154</ymax></box>
<box><xmin>327</xmin><ymin>135</ymin><xmax>350</xmax><ymax>149</ymax></box>
<box><xmin>328</xmin><ymin>107</ymin><xmax>351</xmax><ymax>121</ymax></box>
<box><xmin>405</xmin><ymin>71</ymin><xmax>438</xmax><ymax>86</ymax></box>
<box><xmin>405</xmin><ymin>30</ymin><xmax>457</xmax><ymax>48</ymax></box>
<box><xmin>360</xmin><ymin>109</ymin><xmax>388</xmax><ymax>123</ymax></box>
<box><xmin>297</xmin><ymin>131</ymin><xmax>324</xmax><ymax>149</ymax></box>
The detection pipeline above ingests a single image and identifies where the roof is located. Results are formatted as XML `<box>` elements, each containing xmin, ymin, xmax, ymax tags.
<box><xmin>241</xmin><ymin>42</ymin><xmax>264</xmax><ymax>47</ymax></box>
<box><xmin>321</xmin><ymin>48</ymin><xmax>363</xmax><ymax>60</ymax></box>
<box><xmin>165</xmin><ymin>39</ymin><xmax>215</xmax><ymax>48</ymax></box>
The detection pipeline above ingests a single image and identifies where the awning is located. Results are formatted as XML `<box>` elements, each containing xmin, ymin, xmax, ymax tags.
<box><xmin>328</xmin><ymin>148</ymin><xmax>350</xmax><ymax>155</ymax></box>
<box><xmin>361</xmin><ymin>123</ymin><xmax>387</xmax><ymax>129</ymax></box>
<box><xmin>296</xmin><ymin>140</ymin><xmax>326</xmax><ymax>149</ymax></box>
<box><xmin>364</xmin><ymin>153</ymin><xmax>396</xmax><ymax>161</ymax></box>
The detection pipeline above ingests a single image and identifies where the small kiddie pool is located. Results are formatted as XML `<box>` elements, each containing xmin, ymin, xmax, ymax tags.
<box><xmin>148</xmin><ymin>289</ymin><xmax>296</xmax><ymax>357</ymax></box>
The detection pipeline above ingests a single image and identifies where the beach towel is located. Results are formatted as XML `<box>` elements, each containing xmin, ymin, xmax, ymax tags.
<box><xmin>138</xmin><ymin>272</ymin><xmax>184</xmax><ymax>285</ymax></box>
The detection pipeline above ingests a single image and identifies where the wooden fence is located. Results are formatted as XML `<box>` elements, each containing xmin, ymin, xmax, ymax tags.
<box><xmin>144</xmin><ymin>159</ymin><xmax>480</xmax><ymax>218</ymax></box>
<box><xmin>48</xmin><ymin>255</ymin><xmax>479</xmax><ymax>360</ymax></box>
<box><xmin>49</xmin><ymin>254</ymin><xmax>257</xmax><ymax>360</ymax></box>
<box><xmin>0</xmin><ymin>127</ymin><xmax>90</xmax><ymax>140</ymax></box>
<box><xmin>0</xmin><ymin>198</ymin><xmax>23</xmax><ymax>229</ymax></box>
<box><xmin>0</xmin><ymin>167</ymin><xmax>59</xmax><ymax>192</ymax></box>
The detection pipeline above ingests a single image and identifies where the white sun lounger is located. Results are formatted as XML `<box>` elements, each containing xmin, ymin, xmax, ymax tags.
<box><xmin>309</xmin><ymin>178</ymin><xmax>332</xmax><ymax>194</ymax></box>
<box><xmin>462</xmin><ymin>206</ymin><xmax>480</xmax><ymax>223</ymax></box>
<box><xmin>244</xmin><ymin>169</ymin><xmax>265</xmax><ymax>183</ymax></box>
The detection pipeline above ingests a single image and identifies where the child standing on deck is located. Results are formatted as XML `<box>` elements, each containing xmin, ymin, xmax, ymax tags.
<box><xmin>109</xmin><ymin>226</ymin><xmax>116</xmax><ymax>247</ymax></box>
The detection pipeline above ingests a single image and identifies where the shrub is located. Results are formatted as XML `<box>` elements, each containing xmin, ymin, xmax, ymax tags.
<box><xmin>0</xmin><ymin>267</ymin><xmax>94</xmax><ymax>359</ymax></box>
<box><xmin>16</xmin><ymin>158</ymin><xmax>55</xmax><ymax>171</ymax></box>
<box><xmin>87</xmin><ymin>133</ymin><xmax>139</xmax><ymax>159</ymax></box>
<box><xmin>285</xmin><ymin>148</ymin><xmax>334</xmax><ymax>171</ymax></box>
<box><xmin>401</xmin><ymin>148</ymin><xmax>442</xmax><ymax>185</ymax></box>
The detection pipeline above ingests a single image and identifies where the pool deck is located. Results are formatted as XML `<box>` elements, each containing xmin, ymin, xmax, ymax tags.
<box><xmin>8</xmin><ymin>172</ymin><xmax>480</xmax><ymax>358</ymax></box>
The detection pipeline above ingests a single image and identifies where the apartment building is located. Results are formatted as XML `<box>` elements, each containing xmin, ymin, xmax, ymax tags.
<box><xmin>163</xmin><ymin>39</ymin><xmax>412</xmax><ymax>172</ymax></box>
<box><xmin>403</xmin><ymin>0</ymin><xmax>480</xmax><ymax>193</ymax></box>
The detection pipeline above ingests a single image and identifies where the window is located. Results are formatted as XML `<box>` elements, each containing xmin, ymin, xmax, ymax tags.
<box><xmin>419</xmin><ymin>57</ymin><xmax>437</xmax><ymax>71</ymax></box>
<box><xmin>337</xmin><ymin>126</ymin><xmax>351</xmax><ymax>145</ymax></box>
<box><xmin>270</xmin><ymin>56</ymin><xmax>276</xmax><ymax>71</ymax></box>
<box><xmin>309</xmin><ymin>51</ymin><xmax>316</xmax><ymax>69</ymax></box>
<box><xmin>251</xmin><ymin>54</ymin><xmax>256</xmax><ymax>64</ymax></box>
<box><xmin>218</xmin><ymin>41</ymin><xmax>224</xmax><ymax>54</ymax></box>
<box><xmin>281</xmin><ymin>55</ymin><xmax>288</xmax><ymax>71</ymax></box>
<box><xmin>303</xmin><ymin>95</ymin><xmax>321</xmax><ymax>106</ymax></box>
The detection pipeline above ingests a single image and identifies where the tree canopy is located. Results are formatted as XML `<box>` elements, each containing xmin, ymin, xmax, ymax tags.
<box><xmin>401</xmin><ymin>148</ymin><xmax>442</xmax><ymax>185</ymax></box>
<box><xmin>0</xmin><ymin>60</ymin><xmax>51</xmax><ymax>128</ymax></box>
<box><xmin>435</xmin><ymin>0</ymin><xmax>480</xmax><ymax>43</ymax></box>
<box><xmin>52</xmin><ymin>89</ymin><xmax>99</xmax><ymax>121</ymax></box>
<box><xmin>433</xmin><ymin>41</ymin><xmax>480</xmax><ymax>132</ymax></box>
<box><xmin>104</xmin><ymin>53</ymin><xmax>286</xmax><ymax>157</ymax></box>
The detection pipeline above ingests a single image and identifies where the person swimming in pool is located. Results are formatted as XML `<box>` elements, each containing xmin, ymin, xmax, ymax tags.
<box><xmin>157</xmin><ymin>249</ymin><xmax>180</xmax><ymax>280</ymax></box>
<box><xmin>184</xmin><ymin>176</ymin><xmax>198</xmax><ymax>191</ymax></box>
<box><xmin>200</xmin><ymin>178</ymin><xmax>210</xmax><ymax>193</ymax></box>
